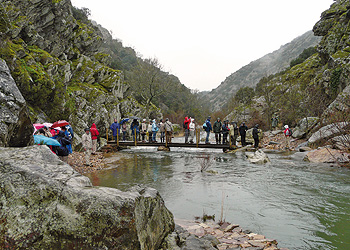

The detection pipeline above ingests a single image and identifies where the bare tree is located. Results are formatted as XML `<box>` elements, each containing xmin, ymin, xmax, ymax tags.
<box><xmin>129</xmin><ymin>57</ymin><xmax>168</xmax><ymax>114</ymax></box>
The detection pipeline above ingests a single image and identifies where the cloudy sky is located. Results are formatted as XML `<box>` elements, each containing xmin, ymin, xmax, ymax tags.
<box><xmin>71</xmin><ymin>0</ymin><xmax>333</xmax><ymax>91</ymax></box>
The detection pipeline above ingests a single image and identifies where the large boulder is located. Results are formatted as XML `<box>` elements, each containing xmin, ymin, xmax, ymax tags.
<box><xmin>308</xmin><ymin>122</ymin><xmax>349</xmax><ymax>144</ymax></box>
<box><xmin>304</xmin><ymin>147</ymin><xmax>350</xmax><ymax>164</ymax></box>
<box><xmin>246</xmin><ymin>149</ymin><xmax>270</xmax><ymax>164</ymax></box>
<box><xmin>292</xmin><ymin>117</ymin><xmax>319</xmax><ymax>139</ymax></box>
<box><xmin>0</xmin><ymin>58</ymin><xmax>33</xmax><ymax>147</ymax></box>
<box><xmin>0</xmin><ymin>146</ymin><xmax>174</xmax><ymax>249</ymax></box>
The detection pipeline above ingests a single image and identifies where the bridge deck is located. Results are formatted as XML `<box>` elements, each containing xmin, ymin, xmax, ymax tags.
<box><xmin>107</xmin><ymin>141</ymin><xmax>234</xmax><ymax>149</ymax></box>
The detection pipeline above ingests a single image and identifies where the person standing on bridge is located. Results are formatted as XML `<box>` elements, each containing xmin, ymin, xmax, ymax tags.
<box><xmin>213</xmin><ymin>118</ymin><xmax>222</xmax><ymax>144</ymax></box>
<box><xmin>151</xmin><ymin>119</ymin><xmax>159</xmax><ymax>142</ymax></box>
<box><xmin>183</xmin><ymin>116</ymin><xmax>191</xmax><ymax>143</ymax></box>
<box><xmin>222</xmin><ymin>120</ymin><xmax>230</xmax><ymax>144</ymax></box>
<box><xmin>159</xmin><ymin>119</ymin><xmax>165</xmax><ymax>143</ymax></box>
<box><xmin>204</xmin><ymin>116</ymin><xmax>212</xmax><ymax>144</ymax></box>
<box><xmin>189</xmin><ymin>118</ymin><xmax>196</xmax><ymax>144</ymax></box>
<box><xmin>109</xmin><ymin>118</ymin><xmax>120</xmax><ymax>142</ymax></box>
<box><xmin>141</xmin><ymin>119</ymin><xmax>147</xmax><ymax>142</ymax></box>
<box><xmin>130</xmin><ymin>119</ymin><xmax>140</xmax><ymax>142</ymax></box>
<box><xmin>164</xmin><ymin>118</ymin><xmax>173</xmax><ymax>144</ymax></box>
<box><xmin>252</xmin><ymin>124</ymin><xmax>260</xmax><ymax>148</ymax></box>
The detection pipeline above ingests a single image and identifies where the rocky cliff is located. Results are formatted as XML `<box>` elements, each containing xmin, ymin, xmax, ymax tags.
<box><xmin>203</xmin><ymin>31</ymin><xmax>321</xmax><ymax>111</ymax></box>
<box><xmin>0</xmin><ymin>0</ymin><xmax>159</xmax><ymax>147</ymax></box>
<box><xmin>0</xmin><ymin>145</ymin><xmax>174</xmax><ymax>249</ymax></box>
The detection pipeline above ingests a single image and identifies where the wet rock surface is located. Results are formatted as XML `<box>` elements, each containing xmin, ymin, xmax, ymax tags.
<box><xmin>0</xmin><ymin>146</ymin><xmax>174</xmax><ymax>249</ymax></box>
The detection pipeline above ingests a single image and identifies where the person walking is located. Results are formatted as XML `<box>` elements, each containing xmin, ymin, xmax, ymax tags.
<box><xmin>183</xmin><ymin>116</ymin><xmax>191</xmax><ymax>143</ymax></box>
<box><xmin>222</xmin><ymin>120</ymin><xmax>230</xmax><ymax>144</ymax></box>
<box><xmin>82</xmin><ymin>128</ymin><xmax>92</xmax><ymax>166</ymax></box>
<box><xmin>213</xmin><ymin>118</ymin><xmax>222</xmax><ymax>144</ymax></box>
<box><xmin>283</xmin><ymin>125</ymin><xmax>292</xmax><ymax>149</ymax></box>
<box><xmin>204</xmin><ymin>116</ymin><xmax>212</xmax><ymax>144</ymax></box>
<box><xmin>239</xmin><ymin>122</ymin><xmax>248</xmax><ymax>147</ymax></box>
<box><xmin>90</xmin><ymin>123</ymin><xmax>99</xmax><ymax>154</ymax></box>
<box><xmin>109</xmin><ymin>118</ymin><xmax>120</xmax><ymax>142</ymax></box>
<box><xmin>159</xmin><ymin>119</ymin><xmax>165</xmax><ymax>143</ymax></box>
<box><xmin>189</xmin><ymin>118</ymin><xmax>196</xmax><ymax>143</ymax></box>
<box><xmin>164</xmin><ymin>118</ymin><xmax>173</xmax><ymax>144</ymax></box>
<box><xmin>252</xmin><ymin>124</ymin><xmax>259</xmax><ymax>148</ymax></box>
<box><xmin>151</xmin><ymin>119</ymin><xmax>159</xmax><ymax>142</ymax></box>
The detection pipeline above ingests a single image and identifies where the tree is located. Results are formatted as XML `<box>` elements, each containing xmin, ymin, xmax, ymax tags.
<box><xmin>128</xmin><ymin>57</ymin><xmax>167</xmax><ymax>114</ymax></box>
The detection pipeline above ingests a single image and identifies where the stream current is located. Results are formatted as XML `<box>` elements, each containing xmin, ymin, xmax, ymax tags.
<box><xmin>87</xmin><ymin>145</ymin><xmax>350</xmax><ymax>250</ymax></box>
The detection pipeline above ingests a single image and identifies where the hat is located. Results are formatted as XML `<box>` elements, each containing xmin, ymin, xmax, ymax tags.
<box><xmin>284</xmin><ymin>125</ymin><xmax>289</xmax><ymax>129</ymax></box>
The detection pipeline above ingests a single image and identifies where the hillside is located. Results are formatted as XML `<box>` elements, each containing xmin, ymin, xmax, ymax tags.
<box><xmin>0</xmin><ymin>0</ymin><xmax>203</xmax><ymax>147</ymax></box>
<box><xmin>204</xmin><ymin>30</ymin><xmax>321</xmax><ymax>111</ymax></box>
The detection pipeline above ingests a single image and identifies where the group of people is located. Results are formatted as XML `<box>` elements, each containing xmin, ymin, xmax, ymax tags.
<box><xmin>203</xmin><ymin>117</ymin><xmax>251</xmax><ymax>146</ymax></box>
<box><xmin>109</xmin><ymin>118</ymin><xmax>174</xmax><ymax>144</ymax></box>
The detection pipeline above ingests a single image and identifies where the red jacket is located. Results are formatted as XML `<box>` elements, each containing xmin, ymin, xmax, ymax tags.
<box><xmin>284</xmin><ymin>128</ymin><xmax>291</xmax><ymax>137</ymax></box>
<box><xmin>184</xmin><ymin>117</ymin><xmax>191</xmax><ymax>129</ymax></box>
<box><xmin>90</xmin><ymin>123</ymin><xmax>99</xmax><ymax>140</ymax></box>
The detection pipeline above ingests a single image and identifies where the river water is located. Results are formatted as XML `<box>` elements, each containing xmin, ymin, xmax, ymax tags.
<box><xmin>87</xmin><ymin>144</ymin><xmax>350</xmax><ymax>250</ymax></box>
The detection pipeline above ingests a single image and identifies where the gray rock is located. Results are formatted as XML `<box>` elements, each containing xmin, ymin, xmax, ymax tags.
<box><xmin>299</xmin><ymin>146</ymin><xmax>313</xmax><ymax>152</ymax></box>
<box><xmin>292</xmin><ymin>117</ymin><xmax>319</xmax><ymax>139</ymax></box>
<box><xmin>0</xmin><ymin>146</ymin><xmax>174</xmax><ymax>249</ymax></box>
<box><xmin>330</xmin><ymin>134</ymin><xmax>350</xmax><ymax>150</ymax></box>
<box><xmin>0</xmin><ymin>58</ymin><xmax>33</xmax><ymax>147</ymax></box>
<box><xmin>246</xmin><ymin>149</ymin><xmax>270</xmax><ymax>164</ymax></box>
<box><xmin>308</xmin><ymin>122</ymin><xmax>348</xmax><ymax>144</ymax></box>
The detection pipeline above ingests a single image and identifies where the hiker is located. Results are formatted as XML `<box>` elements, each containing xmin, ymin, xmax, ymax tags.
<box><xmin>61</xmin><ymin>126</ymin><xmax>73</xmax><ymax>154</ymax></box>
<box><xmin>90</xmin><ymin>123</ymin><xmax>99</xmax><ymax>154</ymax></box>
<box><xmin>82</xmin><ymin>128</ymin><xmax>92</xmax><ymax>166</ymax></box>
<box><xmin>184</xmin><ymin>116</ymin><xmax>191</xmax><ymax>143</ymax></box>
<box><xmin>222</xmin><ymin>120</ymin><xmax>230</xmax><ymax>144</ymax></box>
<box><xmin>109</xmin><ymin>119</ymin><xmax>120</xmax><ymax>142</ymax></box>
<box><xmin>52</xmin><ymin>130</ymin><xmax>71</xmax><ymax>163</ymax></box>
<box><xmin>130</xmin><ymin>119</ymin><xmax>140</xmax><ymax>142</ymax></box>
<box><xmin>213</xmin><ymin>118</ymin><xmax>222</xmax><ymax>144</ymax></box>
<box><xmin>159</xmin><ymin>119</ymin><xmax>165</xmax><ymax>143</ymax></box>
<box><xmin>147</xmin><ymin>121</ymin><xmax>153</xmax><ymax>142</ymax></box>
<box><xmin>283</xmin><ymin>125</ymin><xmax>292</xmax><ymax>149</ymax></box>
<box><xmin>151</xmin><ymin>119</ymin><xmax>159</xmax><ymax>142</ymax></box>
<box><xmin>203</xmin><ymin>116</ymin><xmax>212</xmax><ymax>144</ymax></box>
<box><xmin>239</xmin><ymin>122</ymin><xmax>248</xmax><ymax>146</ymax></box>
<box><xmin>141</xmin><ymin>119</ymin><xmax>148</xmax><ymax>142</ymax></box>
<box><xmin>164</xmin><ymin>118</ymin><xmax>173</xmax><ymax>144</ymax></box>
<box><xmin>271</xmin><ymin>114</ymin><xmax>279</xmax><ymax>130</ymax></box>
<box><xmin>229</xmin><ymin>122</ymin><xmax>239</xmax><ymax>146</ymax></box>
<box><xmin>189</xmin><ymin>118</ymin><xmax>196</xmax><ymax>143</ymax></box>
<box><xmin>252</xmin><ymin>124</ymin><xmax>259</xmax><ymax>148</ymax></box>
<box><xmin>121</xmin><ymin>120</ymin><xmax>127</xmax><ymax>141</ymax></box>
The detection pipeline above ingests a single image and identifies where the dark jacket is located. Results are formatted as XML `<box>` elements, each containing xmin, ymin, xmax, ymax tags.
<box><xmin>222</xmin><ymin>123</ymin><xmax>230</xmax><ymax>134</ymax></box>
<box><xmin>239</xmin><ymin>125</ymin><xmax>248</xmax><ymax>136</ymax></box>
<box><xmin>205</xmin><ymin>119</ymin><xmax>212</xmax><ymax>132</ymax></box>
<box><xmin>252</xmin><ymin>127</ymin><xmax>259</xmax><ymax>139</ymax></box>
<box><xmin>213</xmin><ymin>120</ymin><xmax>222</xmax><ymax>133</ymax></box>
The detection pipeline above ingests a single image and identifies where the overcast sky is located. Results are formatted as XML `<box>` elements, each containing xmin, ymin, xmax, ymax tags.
<box><xmin>71</xmin><ymin>0</ymin><xmax>333</xmax><ymax>91</ymax></box>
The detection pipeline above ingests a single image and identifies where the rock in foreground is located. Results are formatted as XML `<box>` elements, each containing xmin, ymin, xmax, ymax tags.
<box><xmin>0</xmin><ymin>146</ymin><xmax>174</xmax><ymax>249</ymax></box>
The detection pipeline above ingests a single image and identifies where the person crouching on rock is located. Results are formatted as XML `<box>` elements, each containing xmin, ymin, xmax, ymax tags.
<box><xmin>82</xmin><ymin>128</ymin><xmax>92</xmax><ymax>166</ymax></box>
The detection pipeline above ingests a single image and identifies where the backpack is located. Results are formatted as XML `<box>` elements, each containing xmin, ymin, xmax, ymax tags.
<box><xmin>203</xmin><ymin>122</ymin><xmax>207</xmax><ymax>130</ymax></box>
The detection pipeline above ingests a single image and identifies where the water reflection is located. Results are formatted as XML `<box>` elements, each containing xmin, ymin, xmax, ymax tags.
<box><xmin>86</xmin><ymin>148</ymin><xmax>350</xmax><ymax>250</ymax></box>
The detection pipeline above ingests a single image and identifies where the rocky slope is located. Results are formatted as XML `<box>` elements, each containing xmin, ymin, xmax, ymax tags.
<box><xmin>203</xmin><ymin>30</ymin><xmax>321</xmax><ymax>111</ymax></box>
<box><xmin>0</xmin><ymin>0</ymin><xmax>160</xmax><ymax>147</ymax></box>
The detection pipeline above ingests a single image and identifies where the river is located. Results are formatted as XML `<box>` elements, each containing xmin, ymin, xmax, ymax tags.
<box><xmin>87</xmin><ymin>145</ymin><xmax>350</xmax><ymax>250</ymax></box>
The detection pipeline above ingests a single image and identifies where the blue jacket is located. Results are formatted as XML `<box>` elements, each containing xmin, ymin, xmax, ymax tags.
<box><xmin>130</xmin><ymin>121</ymin><xmax>140</xmax><ymax>134</ymax></box>
<box><xmin>205</xmin><ymin>119</ymin><xmax>212</xmax><ymax>132</ymax></box>
<box><xmin>110</xmin><ymin>122</ymin><xmax>120</xmax><ymax>136</ymax></box>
